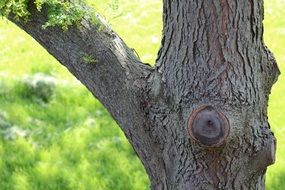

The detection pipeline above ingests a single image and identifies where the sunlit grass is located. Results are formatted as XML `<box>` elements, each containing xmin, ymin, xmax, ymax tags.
<box><xmin>0</xmin><ymin>77</ymin><xmax>149</xmax><ymax>190</ymax></box>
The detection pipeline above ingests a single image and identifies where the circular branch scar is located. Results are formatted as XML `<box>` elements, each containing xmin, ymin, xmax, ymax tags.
<box><xmin>188</xmin><ymin>105</ymin><xmax>230</xmax><ymax>147</ymax></box>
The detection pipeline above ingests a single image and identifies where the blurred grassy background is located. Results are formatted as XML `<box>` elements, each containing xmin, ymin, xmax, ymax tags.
<box><xmin>0</xmin><ymin>0</ymin><xmax>284</xmax><ymax>189</ymax></box>
<box><xmin>264</xmin><ymin>0</ymin><xmax>285</xmax><ymax>189</ymax></box>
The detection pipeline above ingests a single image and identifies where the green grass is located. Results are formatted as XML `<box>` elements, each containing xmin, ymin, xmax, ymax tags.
<box><xmin>0</xmin><ymin>0</ymin><xmax>284</xmax><ymax>189</ymax></box>
<box><xmin>0</xmin><ymin>77</ymin><xmax>149</xmax><ymax>190</ymax></box>
<box><xmin>264</xmin><ymin>0</ymin><xmax>285</xmax><ymax>189</ymax></box>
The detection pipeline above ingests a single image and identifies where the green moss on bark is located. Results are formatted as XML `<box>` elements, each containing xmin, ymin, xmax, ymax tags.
<box><xmin>0</xmin><ymin>0</ymin><xmax>101</xmax><ymax>30</ymax></box>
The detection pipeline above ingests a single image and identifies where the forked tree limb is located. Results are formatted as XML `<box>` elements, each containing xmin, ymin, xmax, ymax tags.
<box><xmin>7</xmin><ymin>0</ymin><xmax>281</xmax><ymax>189</ymax></box>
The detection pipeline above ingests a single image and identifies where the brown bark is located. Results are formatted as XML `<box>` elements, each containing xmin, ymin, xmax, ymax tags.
<box><xmin>8</xmin><ymin>0</ymin><xmax>280</xmax><ymax>189</ymax></box>
<box><xmin>148</xmin><ymin>0</ymin><xmax>279</xmax><ymax>189</ymax></box>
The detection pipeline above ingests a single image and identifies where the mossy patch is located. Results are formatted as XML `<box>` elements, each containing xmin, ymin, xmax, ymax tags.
<box><xmin>0</xmin><ymin>0</ymin><xmax>100</xmax><ymax>30</ymax></box>
<box><xmin>82</xmin><ymin>53</ymin><xmax>98</xmax><ymax>65</ymax></box>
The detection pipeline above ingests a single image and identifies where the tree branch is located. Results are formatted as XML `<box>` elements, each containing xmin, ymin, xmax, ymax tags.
<box><xmin>8</xmin><ymin>2</ymin><xmax>164</xmax><ymax>180</ymax></box>
<box><xmin>10</xmin><ymin>3</ymin><xmax>151</xmax><ymax>105</ymax></box>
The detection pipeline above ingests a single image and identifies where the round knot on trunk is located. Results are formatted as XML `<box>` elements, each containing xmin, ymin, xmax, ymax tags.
<box><xmin>188</xmin><ymin>105</ymin><xmax>229</xmax><ymax>147</ymax></box>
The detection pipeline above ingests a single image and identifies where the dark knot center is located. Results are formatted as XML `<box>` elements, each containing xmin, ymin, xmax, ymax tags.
<box><xmin>188</xmin><ymin>105</ymin><xmax>229</xmax><ymax>147</ymax></box>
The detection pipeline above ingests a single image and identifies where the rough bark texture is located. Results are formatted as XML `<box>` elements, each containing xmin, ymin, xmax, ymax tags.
<box><xmin>8</xmin><ymin>0</ymin><xmax>280</xmax><ymax>190</ymax></box>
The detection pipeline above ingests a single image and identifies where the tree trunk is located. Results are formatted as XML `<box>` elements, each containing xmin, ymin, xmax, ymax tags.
<box><xmin>146</xmin><ymin>0</ymin><xmax>279</xmax><ymax>189</ymax></box>
<box><xmin>8</xmin><ymin>0</ymin><xmax>280</xmax><ymax>189</ymax></box>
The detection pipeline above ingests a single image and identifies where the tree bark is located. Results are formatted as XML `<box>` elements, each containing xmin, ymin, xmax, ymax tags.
<box><xmin>149</xmin><ymin>0</ymin><xmax>279</xmax><ymax>189</ymax></box>
<box><xmin>8</xmin><ymin>0</ymin><xmax>280</xmax><ymax>189</ymax></box>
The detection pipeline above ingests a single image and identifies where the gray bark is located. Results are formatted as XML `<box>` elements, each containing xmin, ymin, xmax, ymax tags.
<box><xmin>8</xmin><ymin>0</ymin><xmax>280</xmax><ymax>189</ymax></box>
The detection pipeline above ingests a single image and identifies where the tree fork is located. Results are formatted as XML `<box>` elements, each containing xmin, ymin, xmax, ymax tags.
<box><xmin>7</xmin><ymin>0</ymin><xmax>280</xmax><ymax>189</ymax></box>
